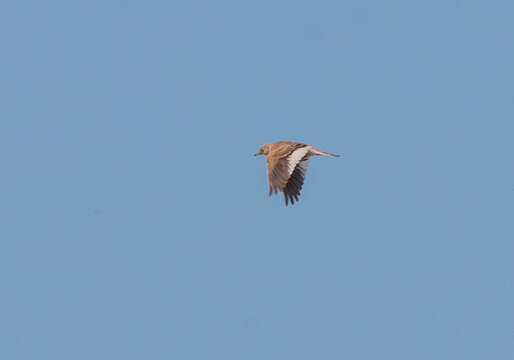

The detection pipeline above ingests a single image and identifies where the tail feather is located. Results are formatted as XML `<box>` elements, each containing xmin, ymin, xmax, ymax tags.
<box><xmin>310</xmin><ymin>147</ymin><xmax>340</xmax><ymax>157</ymax></box>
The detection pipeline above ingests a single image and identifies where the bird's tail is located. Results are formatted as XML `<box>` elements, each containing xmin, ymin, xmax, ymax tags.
<box><xmin>310</xmin><ymin>147</ymin><xmax>340</xmax><ymax>157</ymax></box>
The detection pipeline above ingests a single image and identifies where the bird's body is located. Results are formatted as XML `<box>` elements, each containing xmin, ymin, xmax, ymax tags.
<box><xmin>254</xmin><ymin>141</ymin><xmax>340</xmax><ymax>206</ymax></box>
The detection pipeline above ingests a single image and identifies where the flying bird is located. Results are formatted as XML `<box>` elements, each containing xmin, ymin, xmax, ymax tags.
<box><xmin>254</xmin><ymin>141</ymin><xmax>340</xmax><ymax>206</ymax></box>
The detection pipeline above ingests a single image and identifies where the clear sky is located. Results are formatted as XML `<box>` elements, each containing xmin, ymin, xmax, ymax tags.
<box><xmin>1</xmin><ymin>1</ymin><xmax>514</xmax><ymax>359</ymax></box>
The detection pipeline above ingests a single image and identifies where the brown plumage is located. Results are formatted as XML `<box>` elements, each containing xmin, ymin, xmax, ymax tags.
<box><xmin>254</xmin><ymin>141</ymin><xmax>340</xmax><ymax>206</ymax></box>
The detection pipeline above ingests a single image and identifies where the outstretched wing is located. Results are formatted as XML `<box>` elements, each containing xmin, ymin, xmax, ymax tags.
<box><xmin>267</xmin><ymin>156</ymin><xmax>290</xmax><ymax>195</ymax></box>
<box><xmin>283</xmin><ymin>158</ymin><xmax>309</xmax><ymax>206</ymax></box>
<box><xmin>267</xmin><ymin>144</ymin><xmax>311</xmax><ymax>204</ymax></box>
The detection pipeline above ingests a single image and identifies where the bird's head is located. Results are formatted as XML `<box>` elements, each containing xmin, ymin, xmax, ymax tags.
<box><xmin>254</xmin><ymin>143</ymin><xmax>272</xmax><ymax>156</ymax></box>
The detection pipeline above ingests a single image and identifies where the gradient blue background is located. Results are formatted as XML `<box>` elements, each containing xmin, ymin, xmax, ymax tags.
<box><xmin>2</xmin><ymin>1</ymin><xmax>513</xmax><ymax>359</ymax></box>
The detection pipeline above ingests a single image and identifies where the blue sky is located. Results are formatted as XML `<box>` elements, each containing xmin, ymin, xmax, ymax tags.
<box><xmin>1</xmin><ymin>1</ymin><xmax>514</xmax><ymax>359</ymax></box>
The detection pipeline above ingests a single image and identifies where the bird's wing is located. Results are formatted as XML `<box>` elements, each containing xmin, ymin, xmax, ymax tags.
<box><xmin>283</xmin><ymin>158</ymin><xmax>309</xmax><ymax>206</ymax></box>
<box><xmin>267</xmin><ymin>143</ymin><xmax>311</xmax><ymax>197</ymax></box>
<box><xmin>285</xmin><ymin>146</ymin><xmax>311</xmax><ymax>176</ymax></box>
<box><xmin>267</xmin><ymin>156</ymin><xmax>290</xmax><ymax>195</ymax></box>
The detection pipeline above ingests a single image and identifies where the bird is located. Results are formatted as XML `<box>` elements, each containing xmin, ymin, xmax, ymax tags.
<box><xmin>254</xmin><ymin>141</ymin><xmax>340</xmax><ymax>206</ymax></box>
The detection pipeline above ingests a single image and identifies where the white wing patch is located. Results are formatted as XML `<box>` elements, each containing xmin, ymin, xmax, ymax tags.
<box><xmin>287</xmin><ymin>146</ymin><xmax>311</xmax><ymax>176</ymax></box>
